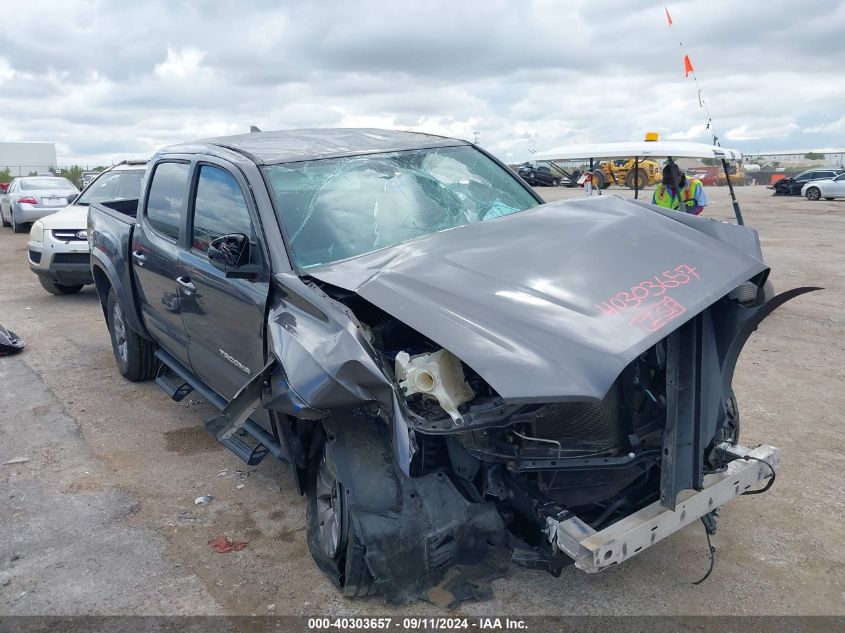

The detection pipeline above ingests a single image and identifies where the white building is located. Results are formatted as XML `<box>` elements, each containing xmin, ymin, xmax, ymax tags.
<box><xmin>0</xmin><ymin>142</ymin><xmax>58</xmax><ymax>176</ymax></box>
<box><xmin>749</xmin><ymin>149</ymin><xmax>845</xmax><ymax>168</ymax></box>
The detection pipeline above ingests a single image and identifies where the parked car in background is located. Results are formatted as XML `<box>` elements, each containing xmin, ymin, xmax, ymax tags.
<box><xmin>773</xmin><ymin>168</ymin><xmax>844</xmax><ymax>196</ymax></box>
<box><xmin>517</xmin><ymin>162</ymin><xmax>561</xmax><ymax>186</ymax></box>
<box><xmin>27</xmin><ymin>160</ymin><xmax>147</xmax><ymax>295</ymax></box>
<box><xmin>686</xmin><ymin>167</ymin><xmax>718</xmax><ymax>186</ymax></box>
<box><xmin>0</xmin><ymin>176</ymin><xmax>79</xmax><ymax>233</ymax></box>
<box><xmin>81</xmin><ymin>171</ymin><xmax>101</xmax><ymax>188</ymax></box>
<box><xmin>802</xmin><ymin>172</ymin><xmax>845</xmax><ymax>201</ymax></box>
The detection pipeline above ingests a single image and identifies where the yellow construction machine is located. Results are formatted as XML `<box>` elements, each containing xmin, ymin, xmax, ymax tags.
<box><xmin>591</xmin><ymin>157</ymin><xmax>663</xmax><ymax>190</ymax></box>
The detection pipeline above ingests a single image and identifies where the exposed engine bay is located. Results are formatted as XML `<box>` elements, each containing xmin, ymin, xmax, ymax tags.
<box><xmin>341</xmin><ymin>289</ymin><xmax>671</xmax><ymax>527</ymax></box>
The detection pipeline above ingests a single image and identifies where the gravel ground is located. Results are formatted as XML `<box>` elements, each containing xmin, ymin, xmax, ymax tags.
<box><xmin>0</xmin><ymin>185</ymin><xmax>843</xmax><ymax>616</ymax></box>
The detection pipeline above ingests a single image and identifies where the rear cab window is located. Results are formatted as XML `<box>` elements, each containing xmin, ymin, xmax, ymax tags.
<box><xmin>145</xmin><ymin>162</ymin><xmax>190</xmax><ymax>241</ymax></box>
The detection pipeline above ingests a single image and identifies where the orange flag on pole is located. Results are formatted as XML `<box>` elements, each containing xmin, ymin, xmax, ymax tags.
<box><xmin>684</xmin><ymin>54</ymin><xmax>694</xmax><ymax>77</ymax></box>
<box><xmin>665</xmin><ymin>7</ymin><xmax>673</xmax><ymax>26</ymax></box>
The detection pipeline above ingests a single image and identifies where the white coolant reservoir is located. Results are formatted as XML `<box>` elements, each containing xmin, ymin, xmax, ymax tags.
<box><xmin>395</xmin><ymin>349</ymin><xmax>475</xmax><ymax>424</ymax></box>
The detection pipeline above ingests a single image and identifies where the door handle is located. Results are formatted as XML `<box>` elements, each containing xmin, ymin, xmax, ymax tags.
<box><xmin>132</xmin><ymin>249</ymin><xmax>146</xmax><ymax>266</ymax></box>
<box><xmin>176</xmin><ymin>276</ymin><xmax>196</xmax><ymax>295</ymax></box>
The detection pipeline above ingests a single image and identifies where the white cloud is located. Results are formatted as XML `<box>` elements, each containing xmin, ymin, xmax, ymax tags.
<box><xmin>804</xmin><ymin>116</ymin><xmax>845</xmax><ymax>134</ymax></box>
<box><xmin>724</xmin><ymin>121</ymin><xmax>800</xmax><ymax>142</ymax></box>
<box><xmin>0</xmin><ymin>57</ymin><xmax>14</xmax><ymax>83</ymax></box>
<box><xmin>0</xmin><ymin>0</ymin><xmax>843</xmax><ymax>165</ymax></box>
<box><xmin>667</xmin><ymin>124</ymin><xmax>710</xmax><ymax>141</ymax></box>
<box><xmin>154</xmin><ymin>47</ymin><xmax>206</xmax><ymax>78</ymax></box>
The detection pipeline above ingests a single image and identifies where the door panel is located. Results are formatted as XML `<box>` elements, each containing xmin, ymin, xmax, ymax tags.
<box><xmin>133</xmin><ymin>161</ymin><xmax>191</xmax><ymax>367</ymax></box>
<box><xmin>180</xmin><ymin>163</ymin><xmax>269</xmax><ymax>400</ymax></box>
<box><xmin>179</xmin><ymin>251</ymin><xmax>268</xmax><ymax>399</ymax></box>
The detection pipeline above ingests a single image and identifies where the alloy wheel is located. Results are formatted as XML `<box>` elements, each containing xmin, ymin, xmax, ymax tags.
<box><xmin>112</xmin><ymin>302</ymin><xmax>128</xmax><ymax>363</ymax></box>
<box><xmin>315</xmin><ymin>451</ymin><xmax>344</xmax><ymax>560</ymax></box>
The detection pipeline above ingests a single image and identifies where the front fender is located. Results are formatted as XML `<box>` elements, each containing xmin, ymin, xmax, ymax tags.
<box><xmin>206</xmin><ymin>272</ymin><xmax>415</xmax><ymax>474</ymax></box>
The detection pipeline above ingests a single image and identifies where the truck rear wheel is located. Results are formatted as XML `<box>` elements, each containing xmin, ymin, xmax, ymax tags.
<box><xmin>107</xmin><ymin>289</ymin><xmax>157</xmax><ymax>381</ymax></box>
<box><xmin>306</xmin><ymin>436</ymin><xmax>377</xmax><ymax>598</ymax></box>
<box><xmin>38</xmin><ymin>276</ymin><xmax>84</xmax><ymax>295</ymax></box>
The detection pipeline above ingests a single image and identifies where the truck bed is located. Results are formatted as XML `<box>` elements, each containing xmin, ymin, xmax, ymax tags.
<box><xmin>90</xmin><ymin>198</ymin><xmax>140</xmax><ymax>221</ymax></box>
<box><xmin>88</xmin><ymin>199</ymin><xmax>148</xmax><ymax>337</ymax></box>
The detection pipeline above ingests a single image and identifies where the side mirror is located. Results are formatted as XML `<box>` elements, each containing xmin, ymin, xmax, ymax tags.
<box><xmin>208</xmin><ymin>234</ymin><xmax>262</xmax><ymax>279</ymax></box>
<box><xmin>67</xmin><ymin>193</ymin><xmax>79</xmax><ymax>204</ymax></box>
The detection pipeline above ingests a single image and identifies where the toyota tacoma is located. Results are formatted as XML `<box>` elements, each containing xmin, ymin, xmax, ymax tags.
<box><xmin>88</xmin><ymin>129</ymin><xmax>812</xmax><ymax>607</ymax></box>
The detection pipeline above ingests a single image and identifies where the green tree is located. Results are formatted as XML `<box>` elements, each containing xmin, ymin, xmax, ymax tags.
<box><xmin>804</xmin><ymin>152</ymin><xmax>824</xmax><ymax>160</ymax></box>
<box><xmin>61</xmin><ymin>165</ymin><xmax>84</xmax><ymax>188</ymax></box>
<box><xmin>0</xmin><ymin>167</ymin><xmax>11</xmax><ymax>183</ymax></box>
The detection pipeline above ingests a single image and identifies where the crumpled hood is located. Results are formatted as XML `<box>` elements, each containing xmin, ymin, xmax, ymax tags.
<box><xmin>36</xmin><ymin>204</ymin><xmax>87</xmax><ymax>229</ymax></box>
<box><xmin>309</xmin><ymin>195</ymin><xmax>768</xmax><ymax>402</ymax></box>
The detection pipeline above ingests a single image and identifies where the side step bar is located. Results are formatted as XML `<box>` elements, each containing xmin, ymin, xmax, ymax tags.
<box><xmin>154</xmin><ymin>349</ymin><xmax>291</xmax><ymax>466</ymax></box>
<box><xmin>155</xmin><ymin>364</ymin><xmax>194</xmax><ymax>402</ymax></box>
<box><xmin>220</xmin><ymin>434</ymin><xmax>269</xmax><ymax>466</ymax></box>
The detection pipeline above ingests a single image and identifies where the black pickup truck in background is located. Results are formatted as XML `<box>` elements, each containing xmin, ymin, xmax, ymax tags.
<box><xmin>88</xmin><ymin>129</ymin><xmax>795</xmax><ymax>607</ymax></box>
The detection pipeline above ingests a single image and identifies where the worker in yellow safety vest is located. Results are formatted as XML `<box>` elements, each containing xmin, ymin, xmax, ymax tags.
<box><xmin>652</xmin><ymin>163</ymin><xmax>707</xmax><ymax>215</ymax></box>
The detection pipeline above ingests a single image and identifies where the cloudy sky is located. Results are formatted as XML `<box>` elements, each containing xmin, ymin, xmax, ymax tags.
<box><xmin>1</xmin><ymin>0</ymin><xmax>843</xmax><ymax>166</ymax></box>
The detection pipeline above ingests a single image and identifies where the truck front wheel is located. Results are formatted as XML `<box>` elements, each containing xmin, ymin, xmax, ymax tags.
<box><xmin>107</xmin><ymin>290</ymin><xmax>157</xmax><ymax>381</ymax></box>
<box><xmin>306</xmin><ymin>437</ymin><xmax>377</xmax><ymax>598</ymax></box>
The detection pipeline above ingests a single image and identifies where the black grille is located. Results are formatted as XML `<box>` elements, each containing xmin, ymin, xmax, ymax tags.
<box><xmin>29</xmin><ymin>250</ymin><xmax>42</xmax><ymax>264</ymax></box>
<box><xmin>53</xmin><ymin>253</ymin><xmax>89</xmax><ymax>265</ymax></box>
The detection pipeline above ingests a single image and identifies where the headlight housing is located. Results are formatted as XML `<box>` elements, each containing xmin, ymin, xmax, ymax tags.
<box><xmin>29</xmin><ymin>221</ymin><xmax>45</xmax><ymax>242</ymax></box>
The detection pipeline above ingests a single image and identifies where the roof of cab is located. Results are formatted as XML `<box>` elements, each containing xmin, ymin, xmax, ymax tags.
<box><xmin>165</xmin><ymin>128</ymin><xmax>469</xmax><ymax>165</ymax></box>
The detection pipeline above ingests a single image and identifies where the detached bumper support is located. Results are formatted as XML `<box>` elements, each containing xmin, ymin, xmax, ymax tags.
<box><xmin>545</xmin><ymin>442</ymin><xmax>779</xmax><ymax>573</ymax></box>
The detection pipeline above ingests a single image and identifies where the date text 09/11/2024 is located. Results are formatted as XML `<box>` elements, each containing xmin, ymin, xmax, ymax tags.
<box><xmin>307</xmin><ymin>617</ymin><xmax>528</xmax><ymax>630</ymax></box>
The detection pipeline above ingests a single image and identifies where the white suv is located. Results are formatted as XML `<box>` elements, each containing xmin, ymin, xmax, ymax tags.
<box><xmin>28</xmin><ymin>160</ymin><xmax>147</xmax><ymax>295</ymax></box>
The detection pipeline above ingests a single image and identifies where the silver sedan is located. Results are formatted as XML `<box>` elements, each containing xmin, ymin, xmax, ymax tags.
<box><xmin>0</xmin><ymin>176</ymin><xmax>80</xmax><ymax>233</ymax></box>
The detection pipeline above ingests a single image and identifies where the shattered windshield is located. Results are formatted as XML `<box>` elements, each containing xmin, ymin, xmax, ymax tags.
<box><xmin>264</xmin><ymin>145</ymin><xmax>539</xmax><ymax>268</ymax></box>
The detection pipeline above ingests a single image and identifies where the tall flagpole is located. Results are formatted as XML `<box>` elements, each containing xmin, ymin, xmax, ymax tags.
<box><xmin>665</xmin><ymin>6</ymin><xmax>719</xmax><ymax>146</ymax></box>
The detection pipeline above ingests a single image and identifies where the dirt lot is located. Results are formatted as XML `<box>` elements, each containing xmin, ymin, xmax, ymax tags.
<box><xmin>1</xmin><ymin>185</ymin><xmax>843</xmax><ymax>616</ymax></box>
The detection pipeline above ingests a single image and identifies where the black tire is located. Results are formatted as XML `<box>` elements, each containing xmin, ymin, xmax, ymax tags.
<box><xmin>107</xmin><ymin>289</ymin><xmax>157</xmax><ymax>381</ymax></box>
<box><xmin>592</xmin><ymin>170</ymin><xmax>606</xmax><ymax>190</ymax></box>
<box><xmin>0</xmin><ymin>209</ymin><xmax>9</xmax><ymax>228</ymax></box>
<box><xmin>805</xmin><ymin>187</ymin><xmax>821</xmax><ymax>201</ymax></box>
<box><xmin>306</xmin><ymin>438</ymin><xmax>377</xmax><ymax>598</ymax></box>
<box><xmin>626</xmin><ymin>169</ymin><xmax>647</xmax><ymax>190</ymax></box>
<box><xmin>11</xmin><ymin>212</ymin><xmax>27</xmax><ymax>233</ymax></box>
<box><xmin>37</xmin><ymin>276</ymin><xmax>83</xmax><ymax>295</ymax></box>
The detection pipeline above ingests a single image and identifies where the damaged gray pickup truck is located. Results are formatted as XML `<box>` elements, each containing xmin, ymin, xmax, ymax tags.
<box><xmin>88</xmin><ymin>129</ymin><xmax>813</xmax><ymax>607</ymax></box>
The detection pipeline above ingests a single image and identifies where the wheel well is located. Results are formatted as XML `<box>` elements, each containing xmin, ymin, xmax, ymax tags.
<box><xmin>92</xmin><ymin>265</ymin><xmax>112</xmax><ymax>322</ymax></box>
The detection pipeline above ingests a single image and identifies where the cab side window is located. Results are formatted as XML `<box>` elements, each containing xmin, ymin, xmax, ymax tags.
<box><xmin>146</xmin><ymin>162</ymin><xmax>190</xmax><ymax>241</ymax></box>
<box><xmin>191</xmin><ymin>165</ymin><xmax>253</xmax><ymax>254</ymax></box>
